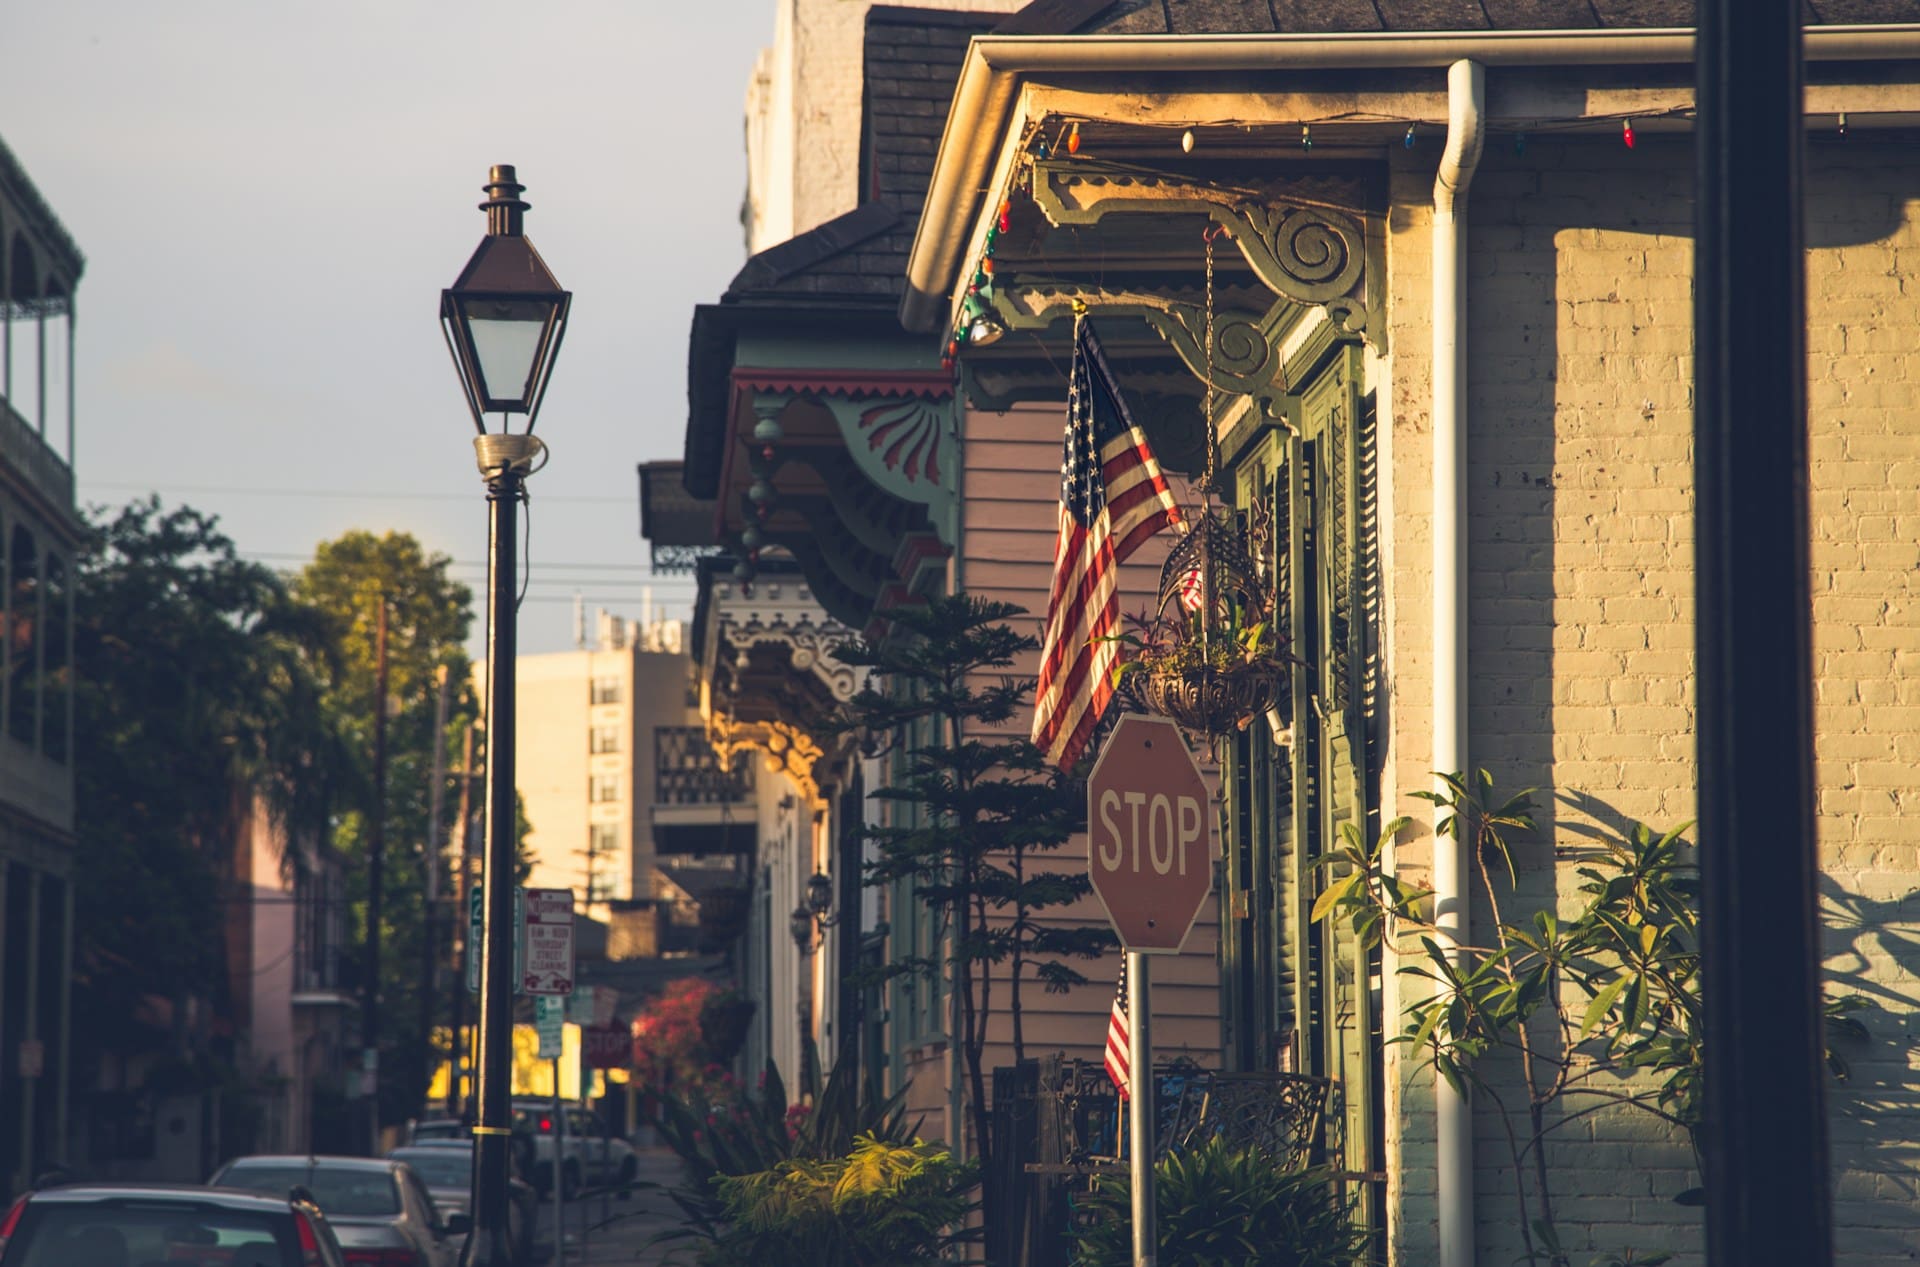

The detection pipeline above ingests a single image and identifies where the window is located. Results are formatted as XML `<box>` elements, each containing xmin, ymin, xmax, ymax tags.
<box><xmin>589</xmin><ymin>724</ymin><xmax>621</xmax><ymax>754</ymax></box>
<box><xmin>591</xmin><ymin>675</ymin><xmax>621</xmax><ymax>705</ymax></box>
<box><xmin>588</xmin><ymin>823</ymin><xmax>619</xmax><ymax>856</ymax></box>
<box><xmin>654</xmin><ymin>726</ymin><xmax>753</xmax><ymax>804</ymax></box>
<box><xmin>589</xmin><ymin>774</ymin><xmax>620</xmax><ymax>804</ymax></box>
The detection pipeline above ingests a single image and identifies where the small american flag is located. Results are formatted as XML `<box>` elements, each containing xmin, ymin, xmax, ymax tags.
<box><xmin>1031</xmin><ymin>320</ymin><xmax>1183</xmax><ymax>770</ymax></box>
<box><xmin>1105</xmin><ymin>960</ymin><xmax>1131</xmax><ymax>1100</ymax></box>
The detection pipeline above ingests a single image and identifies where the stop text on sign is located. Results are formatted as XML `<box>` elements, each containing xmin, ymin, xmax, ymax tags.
<box><xmin>1095</xmin><ymin>789</ymin><xmax>1204</xmax><ymax>877</ymax></box>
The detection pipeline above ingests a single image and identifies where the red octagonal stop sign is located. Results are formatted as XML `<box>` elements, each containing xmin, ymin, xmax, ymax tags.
<box><xmin>1087</xmin><ymin>714</ymin><xmax>1214</xmax><ymax>954</ymax></box>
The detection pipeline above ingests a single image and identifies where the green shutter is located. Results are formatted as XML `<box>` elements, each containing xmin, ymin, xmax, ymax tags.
<box><xmin>1298</xmin><ymin>343</ymin><xmax>1376</xmax><ymax>1193</ymax></box>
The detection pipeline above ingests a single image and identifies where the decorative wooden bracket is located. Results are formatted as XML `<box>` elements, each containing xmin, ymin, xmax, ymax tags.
<box><xmin>1028</xmin><ymin>159</ymin><xmax>1372</xmax><ymax>337</ymax></box>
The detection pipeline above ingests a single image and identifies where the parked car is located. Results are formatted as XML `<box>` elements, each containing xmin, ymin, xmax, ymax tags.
<box><xmin>206</xmin><ymin>1157</ymin><xmax>465</xmax><ymax>1267</ymax></box>
<box><xmin>385</xmin><ymin>1145</ymin><xmax>534</xmax><ymax>1264</ymax></box>
<box><xmin>509</xmin><ymin>1099</ymin><xmax>637</xmax><ymax>1197</ymax></box>
<box><xmin>0</xmin><ymin>1183</ymin><xmax>349</xmax><ymax>1267</ymax></box>
<box><xmin>402</xmin><ymin>1120</ymin><xmax>464</xmax><ymax>1145</ymax></box>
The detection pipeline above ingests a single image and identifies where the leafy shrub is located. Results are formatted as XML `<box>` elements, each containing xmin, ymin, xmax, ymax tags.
<box><xmin>650</xmin><ymin>1040</ymin><xmax>916</xmax><ymax>1240</ymax></box>
<box><xmin>633</xmin><ymin>977</ymin><xmax>739</xmax><ymax>1103</ymax></box>
<box><xmin>697</xmin><ymin>1134</ymin><xmax>974</xmax><ymax>1267</ymax></box>
<box><xmin>1070</xmin><ymin>1140</ymin><xmax>1368</xmax><ymax>1267</ymax></box>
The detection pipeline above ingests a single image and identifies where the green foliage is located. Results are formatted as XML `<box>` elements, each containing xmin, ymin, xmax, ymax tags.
<box><xmin>1103</xmin><ymin>596</ymin><xmax>1287</xmax><ymax>689</ymax></box>
<box><xmin>650</xmin><ymin>1038</ymin><xmax>916</xmax><ymax>1241</ymax></box>
<box><xmin>831</xmin><ymin>592</ymin><xmax>1113</xmax><ymax>1170</ymax></box>
<box><xmin>697</xmin><ymin>1135</ymin><xmax>974</xmax><ymax>1267</ymax></box>
<box><xmin>1070</xmin><ymin>1141</ymin><xmax>1367</xmax><ymax>1267</ymax></box>
<box><xmin>1313</xmin><ymin>771</ymin><xmax>1868</xmax><ymax>1267</ymax></box>
<box><xmin>632</xmin><ymin>977</ymin><xmax>749</xmax><ymax>1103</ymax></box>
<box><xmin>73</xmin><ymin>499</ymin><xmax>346</xmax><ymax>1065</ymax></box>
<box><xmin>292</xmin><ymin>530</ymin><xmax>498</xmax><ymax>1126</ymax></box>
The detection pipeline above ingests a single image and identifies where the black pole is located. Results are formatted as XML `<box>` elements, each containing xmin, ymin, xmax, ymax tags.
<box><xmin>366</xmin><ymin>596</ymin><xmax>389</xmax><ymax>1150</ymax></box>
<box><xmin>836</xmin><ymin>771</ymin><xmax>863</xmax><ymax>1081</ymax></box>
<box><xmin>1694</xmin><ymin>4</ymin><xmax>1831</xmax><ymax>1265</ymax></box>
<box><xmin>465</xmin><ymin>461</ymin><xmax>522</xmax><ymax>1267</ymax></box>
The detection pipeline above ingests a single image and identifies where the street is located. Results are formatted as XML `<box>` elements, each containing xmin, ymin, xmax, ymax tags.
<box><xmin>527</xmin><ymin>1148</ymin><xmax>689</xmax><ymax>1267</ymax></box>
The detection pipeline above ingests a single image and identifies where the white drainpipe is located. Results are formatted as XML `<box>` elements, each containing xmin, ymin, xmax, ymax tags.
<box><xmin>1432</xmin><ymin>56</ymin><xmax>1484</xmax><ymax>1267</ymax></box>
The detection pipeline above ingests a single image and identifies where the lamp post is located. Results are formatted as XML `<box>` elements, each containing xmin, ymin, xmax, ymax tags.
<box><xmin>441</xmin><ymin>164</ymin><xmax>570</xmax><ymax>1267</ymax></box>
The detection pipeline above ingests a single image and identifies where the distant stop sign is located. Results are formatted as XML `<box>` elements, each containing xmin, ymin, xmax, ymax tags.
<box><xmin>1086</xmin><ymin>714</ymin><xmax>1214</xmax><ymax>954</ymax></box>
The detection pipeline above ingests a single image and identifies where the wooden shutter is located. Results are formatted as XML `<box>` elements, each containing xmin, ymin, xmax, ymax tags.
<box><xmin>1298</xmin><ymin>343</ymin><xmax>1376</xmax><ymax>1189</ymax></box>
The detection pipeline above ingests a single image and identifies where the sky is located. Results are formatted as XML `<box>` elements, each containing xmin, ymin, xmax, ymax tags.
<box><xmin>2</xmin><ymin>1</ymin><xmax>766</xmax><ymax>654</ymax></box>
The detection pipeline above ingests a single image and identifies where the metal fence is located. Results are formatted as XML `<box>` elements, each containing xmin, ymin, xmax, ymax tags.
<box><xmin>983</xmin><ymin>1056</ymin><xmax>1330</xmax><ymax>1267</ymax></box>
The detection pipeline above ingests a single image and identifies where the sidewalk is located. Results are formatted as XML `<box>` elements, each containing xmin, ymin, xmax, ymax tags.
<box><xmin>536</xmin><ymin>1148</ymin><xmax>692</xmax><ymax>1267</ymax></box>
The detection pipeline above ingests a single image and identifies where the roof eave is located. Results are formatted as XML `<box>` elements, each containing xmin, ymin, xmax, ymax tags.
<box><xmin>901</xmin><ymin>23</ymin><xmax>1920</xmax><ymax>332</ymax></box>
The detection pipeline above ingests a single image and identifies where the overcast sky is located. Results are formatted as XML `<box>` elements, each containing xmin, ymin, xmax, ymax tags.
<box><xmin>2</xmin><ymin>1</ymin><xmax>765</xmax><ymax>653</ymax></box>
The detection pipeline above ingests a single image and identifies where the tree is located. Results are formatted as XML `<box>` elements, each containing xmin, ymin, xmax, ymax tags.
<box><xmin>292</xmin><ymin>530</ymin><xmax>482</xmax><ymax>1128</ymax></box>
<box><xmin>831</xmin><ymin>593</ymin><xmax>1109</xmax><ymax>1173</ymax></box>
<box><xmin>72</xmin><ymin>498</ymin><xmax>341</xmax><ymax>1071</ymax></box>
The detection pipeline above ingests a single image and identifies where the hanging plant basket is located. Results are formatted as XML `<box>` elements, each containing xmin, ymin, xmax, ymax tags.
<box><xmin>1111</xmin><ymin>506</ymin><xmax>1286</xmax><ymax>738</ymax></box>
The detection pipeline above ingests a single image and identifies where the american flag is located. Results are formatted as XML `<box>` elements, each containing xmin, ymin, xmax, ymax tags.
<box><xmin>1105</xmin><ymin>960</ymin><xmax>1131</xmax><ymax>1100</ymax></box>
<box><xmin>1031</xmin><ymin>320</ymin><xmax>1183</xmax><ymax>770</ymax></box>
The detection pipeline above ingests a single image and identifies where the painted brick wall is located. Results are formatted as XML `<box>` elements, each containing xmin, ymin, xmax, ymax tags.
<box><xmin>1379</xmin><ymin>135</ymin><xmax>1920</xmax><ymax>1266</ymax></box>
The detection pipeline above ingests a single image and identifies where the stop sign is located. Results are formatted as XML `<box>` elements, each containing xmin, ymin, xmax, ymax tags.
<box><xmin>1086</xmin><ymin>714</ymin><xmax>1214</xmax><ymax>954</ymax></box>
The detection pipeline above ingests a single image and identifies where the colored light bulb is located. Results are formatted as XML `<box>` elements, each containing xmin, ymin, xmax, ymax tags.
<box><xmin>1067</xmin><ymin>122</ymin><xmax>1081</xmax><ymax>155</ymax></box>
<box><xmin>1405</xmin><ymin>123</ymin><xmax>1416</xmax><ymax>149</ymax></box>
<box><xmin>997</xmin><ymin>199</ymin><xmax>1011</xmax><ymax>233</ymax></box>
<box><xmin>1622</xmin><ymin>118</ymin><xmax>1636</xmax><ymax>149</ymax></box>
<box><xmin>1301</xmin><ymin>124</ymin><xmax>1312</xmax><ymax>151</ymax></box>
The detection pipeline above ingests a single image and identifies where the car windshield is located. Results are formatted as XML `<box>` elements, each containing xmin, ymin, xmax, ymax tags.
<box><xmin>3</xmin><ymin>1201</ymin><xmax>297</xmax><ymax>1267</ymax></box>
<box><xmin>215</xmin><ymin>1165</ymin><xmax>399</xmax><ymax>1218</ymax></box>
<box><xmin>390</xmin><ymin>1152</ymin><xmax>469</xmax><ymax>1188</ymax></box>
<box><xmin>409</xmin><ymin>1123</ymin><xmax>461</xmax><ymax>1143</ymax></box>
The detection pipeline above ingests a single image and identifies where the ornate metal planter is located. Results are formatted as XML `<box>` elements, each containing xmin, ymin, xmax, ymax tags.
<box><xmin>1136</xmin><ymin>656</ymin><xmax>1285</xmax><ymax>735</ymax></box>
<box><xmin>1123</xmin><ymin>506</ymin><xmax>1284</xmax><ymax>737</ymax></box>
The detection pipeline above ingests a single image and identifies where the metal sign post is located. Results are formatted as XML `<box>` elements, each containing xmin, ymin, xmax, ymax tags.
<box><xmin>551</xmin><ymin>1057</ymin><xmax>566</xmax><ymax>1267</ymax></box>
<box><xmin>533</xmin><ymin>995</ymin><xmax>566</xmax><ymax>1267</ymax></box>
<box><xmin>1127</xmin><ymin>951</ymin><xmax>1155</xmax><ymax>1267</ymax></box>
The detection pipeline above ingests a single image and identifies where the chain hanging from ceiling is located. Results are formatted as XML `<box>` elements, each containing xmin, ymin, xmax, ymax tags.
<box><xmin>1119</xmin><ymin>225</ymin><xmax>1286</xmax><ymax>742</ymax></box>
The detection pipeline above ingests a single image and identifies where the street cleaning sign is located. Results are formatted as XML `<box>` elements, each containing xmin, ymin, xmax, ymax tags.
<box><xmin>522</xmin><ymin>888</ymin><xmax>576</xmax><ymax>996</ymax></box>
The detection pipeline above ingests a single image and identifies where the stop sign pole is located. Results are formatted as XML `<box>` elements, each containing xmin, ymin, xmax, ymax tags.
<box><xmin>1087</xmin><ymin>714</ymin><xmax>1215</xmax><ymax>1267</ymax></box>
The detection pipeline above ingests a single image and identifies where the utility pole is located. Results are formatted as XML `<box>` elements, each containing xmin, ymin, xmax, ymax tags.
<box><xmin>365</xmin><ymin>595</ymin><xmax>390</xmax><ymax>1150</ymax></box>
<box><xmin>449</xmin><ymin>725</ymin><xmax>476</xmax><ymax>1119</ymax></box>
<box><xmin>420</xmin><ymin>666</ymin><xmax>453</xmax><ymax>1118</ymax></box>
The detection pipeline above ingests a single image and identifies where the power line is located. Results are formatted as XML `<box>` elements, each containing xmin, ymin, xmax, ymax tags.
<box><xmin>237</xmin><ymin>549</ymin><xmax>701</xmax><ymax>578</ymax></box>
<box><xmin>79</xmin><ymin>480</ymin><xmax>636</xmax><ymax>505</ymax></box>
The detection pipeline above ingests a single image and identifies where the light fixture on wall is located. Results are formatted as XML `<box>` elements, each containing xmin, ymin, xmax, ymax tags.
<box><xmin>789</xmin><ymin>904</ymin><xmax>817</xmax><ymax>954</ymax></box>
<box><xmin>805</xmin><ymin>871</ymin><xmax>837</xmax><ymax>926</ymax></box>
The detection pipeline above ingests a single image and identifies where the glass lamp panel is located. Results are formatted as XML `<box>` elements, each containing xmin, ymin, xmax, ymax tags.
<box><xmin>463</xmin><ymin>297</ymin><xmax>553</xmax><ymax>408</ymax></box>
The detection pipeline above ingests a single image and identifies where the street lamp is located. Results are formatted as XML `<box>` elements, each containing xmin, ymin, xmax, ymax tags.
<box><xmin>442</xmin><ymin>164</ymin><xmax>569</xmax><ymax>1267</ymax></box>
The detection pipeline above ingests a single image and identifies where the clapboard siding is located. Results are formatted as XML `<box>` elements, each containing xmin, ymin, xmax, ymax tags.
<box><xmin>960</xmin><ymin>400</ymin><xmax>1223</xmax><ymax>1081</ymax></box>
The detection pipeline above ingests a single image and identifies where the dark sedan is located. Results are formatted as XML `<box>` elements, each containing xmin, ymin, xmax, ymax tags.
<box><xmin>0</xmin><ymin>1183</ymin><xmax>348</xmax><ymax>1267</ymax></box>
<box><xmin>385</xmin><ymin>1146</ymin><xmax>533</xmax><ymax>1264</ymax></box>
<box><xmin>206</xmin><ymin>1157</ymin><xmax>463</xmax><ymax>1267</ymax></box>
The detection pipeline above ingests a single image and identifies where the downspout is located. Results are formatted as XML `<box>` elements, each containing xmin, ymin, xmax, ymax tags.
<box><xmin>1432</xmin><ymin>57</ymin><xmax>1484</xmax><ymax>1267</ymax></box>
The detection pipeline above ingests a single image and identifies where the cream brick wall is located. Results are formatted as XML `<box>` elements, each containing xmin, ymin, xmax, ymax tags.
<box><xmin>1379</xmin><ymin>136</ymin><xmax>1920</xmax><ymax>1266</ymax></box>
<box><xmin>742</xmin><ymin>0</ymin><xmax>1028</xmax><ymax>254</ymax></box>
